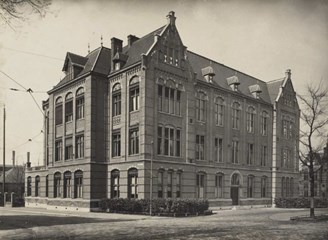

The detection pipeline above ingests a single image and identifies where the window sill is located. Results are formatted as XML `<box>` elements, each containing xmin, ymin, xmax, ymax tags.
<box><xmin>158</xmin><ymin>111</ymin><xmax>181</xmax><ymax>117</ymax></box>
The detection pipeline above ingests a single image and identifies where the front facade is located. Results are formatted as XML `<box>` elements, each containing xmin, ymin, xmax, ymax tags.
<box><xmin>25</xmin><ymin>12</ymin><xmax>300</xmax><ymax>211</ymax></box>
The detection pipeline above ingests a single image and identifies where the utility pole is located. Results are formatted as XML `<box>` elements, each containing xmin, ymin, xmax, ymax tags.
<box><xmin>2</xmin><ymin>106</ymin><xmax>6</xmax><ymax>203</ymax></box>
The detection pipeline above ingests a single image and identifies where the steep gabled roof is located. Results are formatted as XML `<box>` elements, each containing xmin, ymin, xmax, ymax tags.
<box><xmin>187</xmin><ymin>51</ymin><xmax>272</xmax><ymax>104</ymax></box>
<box><xmin>267</xmin><ymin>78</ymin><xmax>286</xmax><ymax>104</ymax></box>
<box><xmin>62</xmin><ymin>52</ymin><xmax>88</xmax><ymax>71</ymax></box>
<box><xmin>122</xmin><ymin>26</ymin><xmax>165</xmax><ymax>68</ymax></box>
<box><xmin>0</xmin><ymin>166</ymin><xmax>24</xmax><ymax>183</ymax></box>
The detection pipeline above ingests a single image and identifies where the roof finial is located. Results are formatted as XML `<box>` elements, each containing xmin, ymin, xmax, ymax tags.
<box><xmin>101</xmin><ymin>35</ymin><xmax>103</xmax><ymax>47</ymax></box>
<box><xmin>88</xmin><ymin>43</ymin><xmax>90</xmax><ymax>54</ymax></box>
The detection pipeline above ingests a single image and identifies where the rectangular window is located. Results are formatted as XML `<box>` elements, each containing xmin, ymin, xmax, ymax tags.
<box><xmin>261</xmin><ymin>177</ymin><xmax>267</xmax><ymax>198</ymax></box>
<box><xmin>55</xmin><ymin>104</ymin><xmax>63</xmax><ymax>125</ymax></box>
<box><xmin>247</xmin><ymin>112</ymin><xmax>254</xmax><ymax>133</ymax></box>
<box><xmin>261</xmin><ymin>115</ymin><xmax>268</xmax><ymax>135</ymax></box>
<box><xmin>55</xmin><ymin>140</ymin><xmax>62</xmax><ymax>162</ymax></box>
<box><xmin>129</xmin><ymin>128</ymin><xmax>139</xmax><ymax>155</ymax></box>
<box><xmin>74</xmin><ymin>172</ymin><xmax>83</xmax><ymax>198</ymax></box>
<box><xmin>247</xmin><ymin>176</ymin><xmax>254</xmax><ymax>198</ymax></box>
<box><xmin>112</xmin><ymin>132</ymin><xmax>121</xmax><ymax>157</ymax></box>
<box><xmin>176</xmin><ymin>172</ymin><xmax>182</xmax><ymax>198</ymax></box>
<box><xmin>64</xmin><ymin>174</ymin><xmax>72</xmax><ymax>198</ymax></box>
<box><xmin>75</xmin><ymin>135</ymin><xmax>84</xmax><ymax>159</ymax></box>
<box><xmin>164</xmin><ymin>87</ymin><xmax>170</xmax><ymax>113</ymax></box>
<box><xmin>170</xmin><ymin>88</ymin><xmax>175</xmax><ymax>114</ymax></box>
<box><xmin>231</xmin><ymin>140</ymin><xmax>239</xmax><ymax>164</ymax></box>
<box><xmin>76</xmin><ymin>97</ymin><xmax>85</xmax><ymax>119</ymax></box>
<box><xmin>129</xmin><ymin>87</ymin><xmax>139</xmax><ymax>112</ymax></box>
<box><xmin>157</xmin><ymin>126</ymin><xmax>162</xmax><ymax>155</ymax></box>
<box><xmin>196</xmin><ymin>173</ymin><xmax>205</xmax><ymax>198</ymax></box>
<box><xmin>215</xmin><ymin>175</ymin><xmax>223</xmax><ymax>198</ymax></box>
<box><xmin>158</xmin><ymin>85</ymin><xmax>163</xmax><ymax>112</ymax></box>
<box><xmin>169</xmin><ymin>128</ymin><xmax>174</xmax><ymax>156</ymax></box>
<box><xmin>164</xmin><ymin>127</ymin><xmax>169</xmax><ymax>155</ymax></box>
<box><xmin>214</xmin><ymin>138</ymin><xmax>223</xmax><ymax>162</ymax></box>
<box><xmin>167</xmin><ymin>172</ymin><xmax>173</xmax><ymax>198</ymax></box>
<box><xmin>176</xmin><ymin>129</ymin><xmax>181</xmax><ymax>157</ymax></box>
<box><xmin>158</xmin><ymin>171</ymin><xmax>163</xmax><ymax>198</ymax></box>
<box><xmin>196</xmin><ymin>99</ymin><xmax>206</xmax><ymax>122</ymax></box>
<box><xmin>260</xmin><ymin>145</ymin><xmax>267</xmax><ymax>166</ymax></box>
<box><xmin>65</xmin><ymin>137</ymin><xmax>73</xmax><ymax>160</ymax></box>
<box><xmin>215</xmin><ymin>103</ymin><xmax>223</xmax><ymax>126</ymax></box>
<box><xmin>196</xmin><ymin>135</ymin><xmax>205</xmax><ymax>160</ymax></box>
<box><xmin>112</xmin><ymin>93</ymin><xmax>121</xmax><ymax>116</ymax></box>
<box><xmin>175</xmin><ymin>90</ymin><xmax>181</xmax><ymax>115</ymax></box>
<box><xmin>232</xmin><ymin>109</ymin><xmax>239</xmax><ymax>129</ymax></box>
<box><xmin>282</xmin><ymin>120</ymin><xmax>288</xmax><ymax>139</ymax></box>
<box><xmin>65</xmin><ymin>101</ymin><xmax>73</xmax><ymax>122</ymax></box>
<box><xmin>247</xmin><ymin>143</ymin><xmax>254</xmax><ymax>165</ymax></box>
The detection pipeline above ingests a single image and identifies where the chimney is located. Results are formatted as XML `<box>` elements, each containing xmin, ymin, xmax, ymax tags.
<box><xmin>26</xmin><ymin>152</ymin><xmax>31</xmax><ymax>168</ymax></box>
<box><xmin>285</xmin><ymin>69</ymin><xmax>291</xmax><ymax>79</ymax></box>
<box><xmin>111</xmin><ymin>37</ymin><xmax>123</xmax><ymax>71</ymax></box>
<box><xmin>166</xmin><ymin>11</ymin><xmax>176</xmax><ymax>26</ymax></box>
<box><xmin>127</xmin><ymin>35</ymin><xmax>139</xmax><ymax>47</ymax></box>
<box><xmin>12</xmin><ymin>151</ymin><xmax>15</xmax><ymax>167</ymax></box>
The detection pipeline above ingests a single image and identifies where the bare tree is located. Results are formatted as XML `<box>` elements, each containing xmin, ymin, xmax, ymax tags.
<box><xmin>0</xmin><ymin>0</ymin><xmax>51</xmax><ymax>30</ymax></box>
<box><xmin>298</xmin><ymin>80</ymin><xmax>328</xmax><ymax>218</ymax></box>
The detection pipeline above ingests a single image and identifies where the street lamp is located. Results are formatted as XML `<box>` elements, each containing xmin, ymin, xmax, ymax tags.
<box><xmin>150</xmin><ymin>140</ymin><xmax>153</xmax><ymax>216</ymax></box>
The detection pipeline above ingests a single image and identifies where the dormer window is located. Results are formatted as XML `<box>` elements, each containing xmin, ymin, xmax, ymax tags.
<box><xmin>249</xmin><ymin>84</ymin><xmax>262</xmax><ymax>99</ymax></box>
<box><xmin>227</xmin><ymin>76</ymin><xmax>240</xmax><ymax>91</ymax></box>
<box><xmin>115</xmin><ymin>62</ymin><xmax>120</xmax><ymax>71</ymax></box>
<box><xmin>202</xmin><ymin>66</ymin><xmax>215</xmax><ymax>83</ymax></box>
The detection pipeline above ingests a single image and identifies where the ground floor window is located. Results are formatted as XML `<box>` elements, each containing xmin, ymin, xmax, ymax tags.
<box><xmin>176</xmin><ymin>172</ymin><xmax>182</xmax><ymax>198</ymax></box>
<box><xmin>128</xmin><ymin>168</ymin><xmax>138</xmax><ymax>199</ymax></box>
<box><xmin>74</xmin><ymin>171</ymin><xmax>83</xmax><ymax>198</ymax></box>
<box><xmin>111</xmin><ymin>170</ymin><xmax>120</xmax><ymax>198</ymax></box>
<box><xmin>27</xmin><ymin>176</ymin><xmax>32</xmax><ymax>196</ymax></box>
<box><xmin>45</xmin><ymin>175</ymin><xmax>49</xmax><ymax>197</ymax></box>
<box><xmin>64</xmin><ymin>171</ymin><xmax>72</xmax><ymax>198</ymax></box>
<box><xmin>35</xmin><ymin>176</ymin><xmax>40</xmax><ymax>197</ymax></box>
<box><xmin>167</xmin><ymin>171</ymin><xmax>173</xmax><ymax>198</ymax></box>
<box><xmin>54</xmin><ymin>172</ymin><xmax>61</xmax><ymax>198</ymax></box>
<box><xmin>158</xmin><ymin>170</ymin><xmax>164</xmax><ymax>198</ymax></box>
<box><xmin>196</xmin><ymin>173</ymin><xmax>206</xmax><ymax>198</ymax></box>
<box><xmin>215</xmin><ymin>174</ymin><xmax>224</xmax><ymax>198</ymax></box>
<box><xmin>247</xmin><ymin>175</ymin><xmax>254</xmax><ymax>198</ymax></box>
<box><xmin>261</xmin><ymin>176</ymin><xmax>267</xmax><ymax>198</ymax></box>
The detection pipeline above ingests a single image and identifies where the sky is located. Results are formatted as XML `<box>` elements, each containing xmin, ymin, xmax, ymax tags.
<box><xmin>0</xmin><ymin>0</ymin><xmax>327</xmax><ymax>166</ymax></box>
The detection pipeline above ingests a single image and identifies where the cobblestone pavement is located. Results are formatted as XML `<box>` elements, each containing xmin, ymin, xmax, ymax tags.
<box><xmin>0</xmin><ymin>207</ymin><xmax>327</xmax><ymax>240</ymax></box>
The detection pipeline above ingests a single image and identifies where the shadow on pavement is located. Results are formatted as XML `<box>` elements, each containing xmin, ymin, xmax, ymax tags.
<box><xmin>0</xmin><ymin>215</ymin><xmax>134</xmax><ymax>230</ymax></box>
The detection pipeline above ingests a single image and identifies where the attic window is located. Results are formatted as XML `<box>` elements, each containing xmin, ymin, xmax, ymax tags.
<box><xmin>163</xmin><ymin>45</ymin><xmax>180</xmax><ymax>66</ymax></box>
<box><xmin>201</xmin><ymin>66</ymin><xmax>215</xmax><ymax>83</ymax></box>
<box><xmin>249</xmin><ymin>84</ymin><xmax>262</xmax><ymax>99</ymax></box>
<box><xmin>115</xmin><ymin>62</ymin><xmax>120</xmax><ymax>71</ymax></box>
<box><xmin>227</xmin><ymin>76</ymin><xmax>240</xmax><ymax>91</ymax></box>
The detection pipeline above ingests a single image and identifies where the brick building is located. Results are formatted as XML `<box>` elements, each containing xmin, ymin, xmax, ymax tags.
<box><xmin>25</xmin><ymin>12</ymin><xmax>300</xmax><ymax>211</ymax></box>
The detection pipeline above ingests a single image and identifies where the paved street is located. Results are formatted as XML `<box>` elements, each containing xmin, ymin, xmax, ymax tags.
<box><xmin>0</xmin><ymin>207</ymin><xmax>327</xmax><ymax>240</ymax></box>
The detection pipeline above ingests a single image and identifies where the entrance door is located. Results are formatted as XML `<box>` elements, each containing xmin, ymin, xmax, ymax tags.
<box><xmin>231</xmin><ymin>187</ymin><xmax>239</xmax><ymax>205</ymax></box>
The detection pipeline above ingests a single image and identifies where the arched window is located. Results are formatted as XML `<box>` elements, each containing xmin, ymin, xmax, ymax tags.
<box><xmin>35</xmin><ymin>176</ymin><xmax>40</xmax><ymax>197</ymax></box>
<box><xmin>261</xmin><ymin>176</ymin><xmax>267</xmax><ymax>198</ymax></box>
<box><xmin>129</xmin><ymin>77</ymin><xmax>139</xmax><ymax>112</ymax></box>
<box><xmin>27</xmin><ymin>176</ymin><xmax>32</xmax><ymax>196</ymax></box>
<box><xmin>112</xmin><ymin>83</ymin><xmax>121</xmax><ymax>117</ymax></box>
<box><xmin>232</xmin><ymin>102</ymin><xmax>240</xmax><ymax>130</ymax></box>
<box><xmin>196</xmin><ymin>172</ymin><xmax>206</xmax><ymax>198</ymax></box>
<box><xmin>74</xmin><ymin>170</ymin><xmax>83</xmax><ymax>198</ymax></box>
<box><xmin>196</xmin><ymin>92</ymin><xmax>207</xmax><ymax>122</ymax></box>
<box><xmin>246</xmin><ymin>106</ymin><xmax>255</xmax><ymax>133</ymax></box>
<box><xmin>54</xmin><ymin>172</ymin><xmax>61</xmax><ymax>198</ymax></box>
<box><xmin>261</xmin><ymin>111</ymin><xmax>268</xmax><ymax>135</ymax></box>
<box><xmin>231</xmin><ymin>173</ymin><xmax>240</xmax><ymax>186</ymax></box>
<box><xmin>215</xmin><ymin>173</ymin><xmax>224</xmax><ymax>198</ymax></box>
<box><xmin>157</xmin><ymin>170</ymin><xmax>164</xmax><ymax>198</ymax></box>
<box><xmin>76</xmin><ymin>88</ymin><xmax>84</xmax><ymax>120</ymax></box>
<box><xmin>281</xmin><ymin>177</ymin><xmax>285</xmax><ymax>197</ymax></box>
<box><xmin>65</xmin><ymin>92</ymin><xmax>73</xmax><ymax>122</ymax></box>
<box><xmin>64</xmin><ymin>171</ymin><xmax>72</xmax><ymax>198</ymax></box>
<box><xmin>45</xmin><ymin>175</ymin><xmax>49</xmax><ymax>197</ymax></box>
<box><xmin>110</xmin><ymin>170</ymin><xmax>120</xmax><ymax>198</ymax></box>
<box><xmin>215</xmin><ymin>97</ymin><xmax>224</xmax><ymax>126</ymax></box>
<box><xmin>247</xmin><ymin>175</ymin><xmax>255</xmax><ymax>198</ymax></box>
<box><xmin>55</xmin><ymin>97</ymin><xmax>63</xmax><ymax>125</ymax></box>
<box><xmin>128</xmin><ymin>168</ymin><xmax>138</xmax><ymax>199</ymax></box>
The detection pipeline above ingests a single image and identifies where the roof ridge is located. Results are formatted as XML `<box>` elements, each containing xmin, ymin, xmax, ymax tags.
<box><xmin>123</xmin><ymin>25</ymin><xmax>166</xmax><ymax>48</ymax></box>
<box><xmin>267</xmin><ymin>78</ymin><xmax>285</xmax><ymax>84</ymax></box>
<box><xmin>187</xmin><ymin>50</ymin><xmax>266</xmax><ymax>84</ymax></box>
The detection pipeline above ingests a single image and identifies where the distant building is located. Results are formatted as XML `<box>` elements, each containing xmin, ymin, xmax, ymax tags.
<box><xmin>25</xmin><ymin>12</ymin><xmax>300</xmax><ymax>211</ymax></box>
<box><xmin>299</xmin><ymin>144</ymin><xmax>328</xmax><ymax>198</ymax></box>
<box><xmin>0</xmin><ymin>165</ymin><xmax>25</xmax><ymax>200</ymax></box>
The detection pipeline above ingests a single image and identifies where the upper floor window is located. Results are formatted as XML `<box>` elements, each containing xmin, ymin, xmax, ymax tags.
<box><xmin>281</xmin><ymin>148</ymin><xmax>292</xmax><ymax>168</ymax></box>
<box><xmin>232</xmin><ymin>102</ymin><xmax>240</xmax><ymax>130</ymax></box>
<box><xmin>282</xmin><ymin>117</ymin><xmax>294</xmax><ymax>140</ymax></box>
<box><xmin>196</xmin><ymin>135</ymin><xmax>205</xmax><ymax>160</ymax></box>
<box><xmin>247</xmin><ymin>143</ymin><xmax>254</xmax><ymax>165</ymax></box>
<box><xmin>65</xmin><ymin>92</ymin><xmax>73</xmax><ymax>122</ymax></box>
<box><xmin>163</xmin><ymin>45</ymin><xmax>180</xmax><ymax>66</ymax></box>
<box><xmin>196</xmin><ymin>92</ymin><xmax>207</xmax><ymax>122</ymax></box>
<box><xmin>65</xmin><ymin>137</ymin><xmax>73</xmax><ymax>160</ymax></box>
<box><xmin>158</xmin><ymin>83</ymin><xmax>181</xmax><ymax>116</ymax></box>
<box><xmin>55</xmin><ymin>97</ymin><xmax>63</xmax><ymax>125</ymax></box>
<box><xmin>214</xmin><ymin>97</ymin><xmax>224</xmax><ymax>126</ymax></box>
<box><xmin>75</xmin><ymin>135</ymin><xmax>84</xmax><ymax>159</ymax></box>
<box><xmin>129</xmin><ymin>77</ymin><xmax>139</xmax><ymax>112</ymax></box>
<box><xmin>260</xmin><ymin>145</ymin><xmax>268</xmax><ymax>166</ymax></box>
<box><xmin>214</xmin><ymin>137</ymin><xmax>223</xmax><ymax>162</ymax></box>
<box><xmin>158</xmin><ymin>125</ymin><xmax>181</xmax><ymax>157</ymax></box>
<box><xmin>231</xmin><ymin>140</ymin><xmax>239</xmax><ymax>164</ymax></box>
<box><xmin>112</xmin><ymin>131</ymin><xmax>121</xmax><ymax>157</ymax></box>
<box><xmin>55</xmin><ymin>140</ymin><xmax>62</xmax><ymax>162</ymax></box>
<box><xmin>129</xmin><ymin>127</ymin><xmax>139</xmax><ymax>155</ymax></box>
<box><xmin>76</xmin><ymin>88</ymin><xmax>84</xmax><ymax>120</ymax></box>
<box><xmin>112</xmin><ymin>83</ymin><xmax>121</xmax><ymax>117</ymax></box>
<box><xmin>261</xmin><ymin>111</ymin><xmax>268</xmax><ymax>135</ymax></box>
<box><xmin>246</xmin><ymin>106</ymin><xmax>255</xmax><ymax>133</ymax></box>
